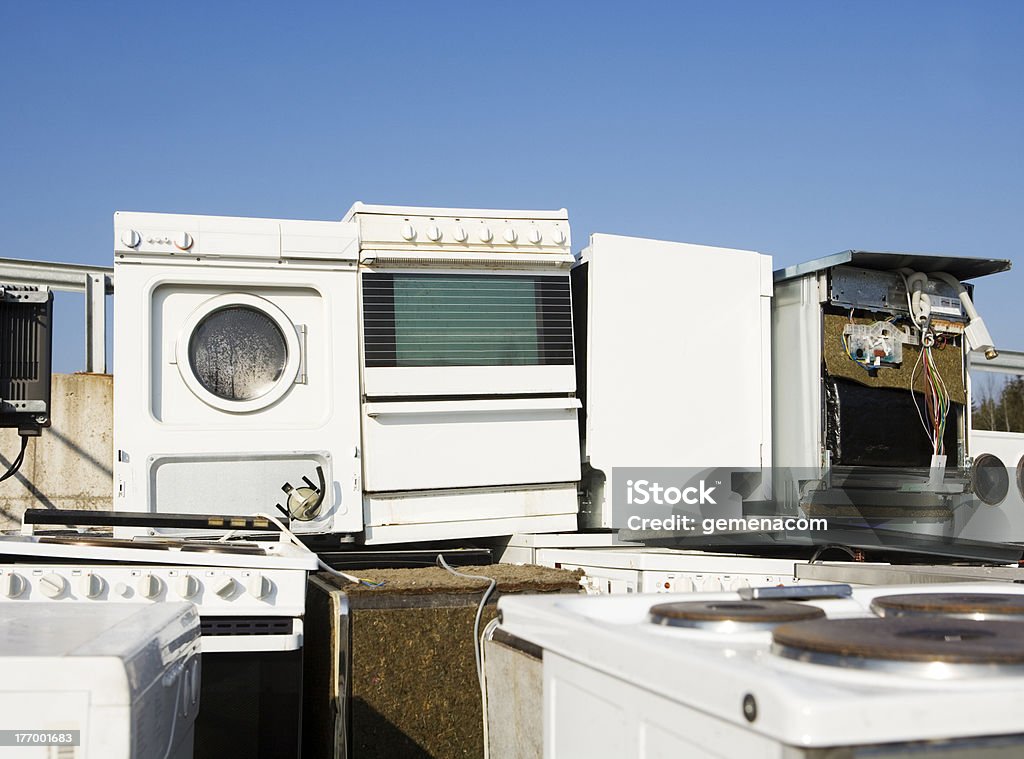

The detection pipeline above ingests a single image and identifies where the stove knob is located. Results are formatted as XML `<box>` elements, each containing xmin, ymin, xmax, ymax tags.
<box><xmin>79</xmin><ymin>573</ymin><xmax>105</xmax><ymax>599</ymax></box>
<box><xmin>175</xmin><ymin>232</ymin><xmax>194</xmax><ymax>251</ymax></box>
<box><xmin>3</xmin><ymin>572</ymin><xmax>26</xmax><ymax>598</ymax></box>
<box><xmin>528</xmin><ymin>228</ymin><xmax>543</xmax><ymax>244</ymax></box>
<box><xmin>121</xmin><ymin>229</ymin><xmax>141</xmax><ymax>249</ymax></box>
<box><xmin>214</xmin><ymin>577</ymin><xmax>238</xmax><ymax>599</ymax></box>
<box><xmin>503</xmin><ymin>228</ymin><xmax>518</xmax><ymax>243</ymax></box>
<box><xmin>703</xmin><ymin>576</ymin><xmax>723</xmax><ymax>592</ymax></box>
<box><xmin>39</xmin><ymin>573</ymin><xmax>67</xmax><ymax>599</ymax></box>
<box><xmin>478</xmin><ymin>226</ymin><xmax>493</xmax><ymax>243</ymax></box>
<box><xmin>177</xmin><ymin>575</ymin><xmax>201</xmax><ymax>599</ymax></box>
<box><xmin>452</xmin><ymin>225</ymin><xmax>468</xmax><ymax>243</ymax></box>
<box><xmin>426</xmin><ymin>225</ymin><xmax>442</xmax><ymax>241</ymax></box>
<box><xmin>552</xmin><ymin>228</ymin><xmax>567</xmax><ymax>245</ymax></box>
<box><xmin>137</xmin><ymin>573</ymin><xmax>163</xmax><ymax>599</ymax></box>
<box><xmin>246</xmin><ymin>574</ymin><xmax>273</xmax><ymax>600</ymax></box>
<box><xmin>399</xmin><ymin>223</ymin><xmax>416</xmax><ymax>241</ymax></box>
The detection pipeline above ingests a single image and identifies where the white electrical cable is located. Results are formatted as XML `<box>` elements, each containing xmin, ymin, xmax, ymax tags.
<box><xmin>251</xmin><ymin>512</ymin><xmax>365</xmax><ymax>585</ymax></box>
<box><xmin>434</xmin><ymin>554</ymin><xmax>497</xmax><ymax>688</ymax></box>
<box><xmin>434</xmin><ymin>555</ymin><xmax>498</xmax><ymax>759</ymax></box>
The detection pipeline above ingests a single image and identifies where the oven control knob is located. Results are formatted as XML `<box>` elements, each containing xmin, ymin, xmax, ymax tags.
<box><xmin>528</xmin><ymin>228</ymin><xmax>543</xmax><ymax>244</ymax></box>
<box><xmin>121</xmin><ymin>229</ymin><xmax>141</xmax><ymax>249</ymax></box>
<box><xmin>177</xmin><ymin>575</ymin><xmax>201</xmax><ymax>599</ymax></box>
<box><xmin>703</xmin><ymin>577</ymin><xmax>723</xmax><ymax>592</ymax></box>
<box><xmin>3</xmin><ymin>572</ymin><xmax>26</xmax><ymax>598</ymax></box>
<box><xmin>137</xmin><ymin>573</ymin><xmax>163</xmax><ymax>599</ymax></box>
<box><xmin>503</xmin><ymin>228</ymin><xmax>518</xmax><ymax>243</ymax></box>
<box><xmin>478</xmin><ymin>226</ymin><xmax>493</xmax><ymax>243</ymax></box>
<box><xmin>214</xmin><ymin>577</ymin><xmax>238</xmax><ymax>599</ymax></box>
<box><xmin>452</xmin><ymin>225</ymin><xmax>468</xmax><ymax>243</ymax></box>
<box><xmin>175</xmin><ymin>232</ymin><xmax>194</xmax><ymax>251</ymax></box>
<box><xmin>399</xmin><ymin>223</ymin><xmax>416</xmax><ymax>241</ymax></box>
<box><xmin>79</xmin><ymin>573</ymin><xmax>105</xmax><ymax>599</ymax></box>
<box><xmin>115</xmin><ymin>582</ymin><xmax>132</xmax><ymax>598</ymax></box>
<box><xmin>39</xmin><ymin>573</ymin><xmax>67</xmax><ymax>599</ymax></box>
<box><xmin>246</xmin><ymin>574</ymin><xmax>272</xmax><ymax>600</ymax></box>
<box><xmin>426</xmin><ymin>225</ymin><xmax>442</xmax><ymax>241</ymax></box>
<box><xmin>552</xmin><ymin>228</ymin><xmax>566</xmax><ymax>245</ymax></box>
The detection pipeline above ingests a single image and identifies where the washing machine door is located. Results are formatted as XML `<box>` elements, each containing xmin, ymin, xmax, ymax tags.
<box><xmin>177</xmin><ymin>292</ymin><xmax>303</xmax><ymax>413</ymax></box>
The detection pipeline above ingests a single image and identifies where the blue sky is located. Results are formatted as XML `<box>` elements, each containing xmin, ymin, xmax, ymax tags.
<box><xmin>1</xmin><ymin>1</ymin><xmax>1021</xmax><ymax>373</ymax></box>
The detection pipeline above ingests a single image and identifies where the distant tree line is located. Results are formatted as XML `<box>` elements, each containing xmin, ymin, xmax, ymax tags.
<box><xmin>973</xmin><ymin>375</ymin><xmax>1024</xmax><ymax>433</ymax></box>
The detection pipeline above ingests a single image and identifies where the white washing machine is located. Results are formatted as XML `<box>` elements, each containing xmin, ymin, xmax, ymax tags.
<box><xmin>113</xmin><ymin>212</ymin><xmax>362</xmax><ymax>534</ymax></box>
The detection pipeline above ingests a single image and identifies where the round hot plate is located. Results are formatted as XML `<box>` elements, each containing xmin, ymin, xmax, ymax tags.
<box><xmin>871</xmin><ymin>593</ymin><xmax>1024</xmax><ymax>621</ymax></box>
<box><xmin>773</xmin><ymin>617</ymin><xmax>1024</xmax><ymax>677</ymax></box>
<box><xmin>649</xmin><ymin>600</ymin><xmax>825</xmax><ymax>631</ymax></box>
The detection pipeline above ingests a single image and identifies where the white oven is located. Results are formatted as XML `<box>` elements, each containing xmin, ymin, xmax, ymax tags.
<box><xmin>345</xmin><ymin>205</ymin><xmax>582</xmax><ymax>543</ymax></box>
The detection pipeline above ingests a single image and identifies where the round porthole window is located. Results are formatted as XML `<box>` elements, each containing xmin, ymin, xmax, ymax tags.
<box><xmin>1018</xmin><ymin>455</ymin><xmax>1024</xmax><ymax>501</ymax></box>
<box><xmin>177</xmin><ymin>294</ymin><xmax>301</xmax><ymax>412</ymax></box>
<box><xmin>973</xmin><ymin>453</ymin><xmax>1009</xmax><ymax>506</ymax></box>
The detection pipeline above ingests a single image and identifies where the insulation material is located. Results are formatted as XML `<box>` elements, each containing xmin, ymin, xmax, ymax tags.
<box><xmin>822</xmin><ymin>313</ymin><xmax>966</xmax><ymax>405</ymax></box>
<box><xmin>316</xmin><ymin>564</ymin><xmax>583</xmax><ymax>759</ymax></box>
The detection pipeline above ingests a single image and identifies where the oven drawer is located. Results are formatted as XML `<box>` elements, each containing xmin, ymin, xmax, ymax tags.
<box><xmin>362</xmin><ymin>397</ymin><xmax>581</xmax><ymax>491</ymax></box>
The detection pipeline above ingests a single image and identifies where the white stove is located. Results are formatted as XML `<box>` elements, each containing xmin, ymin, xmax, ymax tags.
<box><xmin>0</xmin><ymin>532</ymin><xmax>317</xmax><ymax>759</ymax></box>
<box><xmin>0</xmin><ymin>534</ymin><xmax>315</xmax><ymax>653</ymax></box>
<box><xmin>492</xmin><ymin>583</ymin><xmax>1024</xmax><ymax>758</ymax></box>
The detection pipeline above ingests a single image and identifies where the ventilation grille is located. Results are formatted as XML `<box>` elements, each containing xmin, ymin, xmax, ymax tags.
<box><xmin>0</xmin><ymin>299</ymin><xmax>42</xmax><ymax>393</ymax></box>
<box><xmin>200</xmin><ymin>616</ymin><xmax>294</xmax><ymax>636</ymax></box>
<box><xmin>362</xmin><ymin>272</ymin><xmax>573</xmax><ymax>368</ymax></box>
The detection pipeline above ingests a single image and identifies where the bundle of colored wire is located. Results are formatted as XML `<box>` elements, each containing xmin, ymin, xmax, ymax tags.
<box><xmin>910</xmin><ymin>334</ymin><xmax>950</xmax><ymax>455</ymax></box>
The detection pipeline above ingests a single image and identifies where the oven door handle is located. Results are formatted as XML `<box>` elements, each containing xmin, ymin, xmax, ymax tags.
<box><xmin>364</xmin><ymin>397</ymin><xmax>581</xmax><ymax>418</ymax></box>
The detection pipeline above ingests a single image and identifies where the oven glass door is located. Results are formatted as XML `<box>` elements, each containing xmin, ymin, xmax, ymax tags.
<box><xmin>361</xmin><ymin>271</ymin><xmax>575</xmax><ymax>397</ymax></box>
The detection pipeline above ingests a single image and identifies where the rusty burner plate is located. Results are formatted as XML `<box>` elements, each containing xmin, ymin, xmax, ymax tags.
<box><xmin>649</xmin><ymin>600</ymin><xmax>825</xmax><ymax>631</ymax></box>
<box><xmin>871</xmin><ymin>593</ymin><xmax>1024</xmax><ymax>621</ymax></box>
<box><xmin>773</xmin><ymin>617</ymin><xmax>1024</xmax><ymax>676</ymax></box>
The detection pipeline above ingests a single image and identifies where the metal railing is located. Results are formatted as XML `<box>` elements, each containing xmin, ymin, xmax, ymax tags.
<box><xmin>0</xmin><ymin>257</ymin><xmax>114</xmax><ymax>374</ymax></box>
<box><xmin>969</xmin><ymin>349</ymin><xmax>1024</xmax><ymax>374</ymax></box>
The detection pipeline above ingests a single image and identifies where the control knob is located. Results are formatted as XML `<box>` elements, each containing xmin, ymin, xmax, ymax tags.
<box><xmin>79</xmin><ymin>573</ymin><xmax>105</xmax><ymax>599</ymax></box>
<box><xmin>3</xmin><ymin>573</ymin><xmax>26</xmax><ymax>598</ymax></box>
<box><xmin>214</xmin><ymin>577</ymin><xmax>238</xmax><ymax>599</ymax></box>
<box><xmin>137</xmin><ymin>573</ymin><xmax>163</xmax><ymax>599</ymax></box>
<box><xmin>177</xmin><ymin>575</ymin><xmax>201</xmax><ymax>599</ymax></box>
<box><xmin>246</xmin><ymin>573</ymin><xmax>273</xmax><ymax>600</ymax></box>
<box><xmin>39</xmin><ymin>573</ymin><xmax>67</xmax><ymax>599</ymax></box>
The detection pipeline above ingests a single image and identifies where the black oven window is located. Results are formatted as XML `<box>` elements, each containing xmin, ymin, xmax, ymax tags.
<box><xmin>362</xmin><ymin>273</ymin><xmax>573</xmax><ymax>367</ymax></box>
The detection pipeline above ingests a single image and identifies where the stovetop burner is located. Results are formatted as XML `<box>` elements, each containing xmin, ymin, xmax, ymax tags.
<box><xmin>649</xmin><ymin>600</ymin><xmax>825</xmax><ymax>631</ymax></box>
<box><xmin>871</xmin><ymin>593</ymin><xmax>1024</xmax><ymax>621</ymax></box>
<box><xmin>772</xmin><ymin>617</ymin><xmax>1024</xmax><ymax>677</ymax></box>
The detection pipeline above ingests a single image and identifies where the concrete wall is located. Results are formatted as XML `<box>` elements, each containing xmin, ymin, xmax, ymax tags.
<box><xmin>0</xmin><ymin>373</ymin><xmax>112</xmax><ymax>530</ymax></box>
